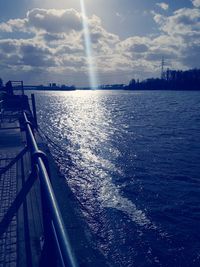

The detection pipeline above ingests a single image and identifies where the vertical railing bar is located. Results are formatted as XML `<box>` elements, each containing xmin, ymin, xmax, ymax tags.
<box><xmin>31</xmin><ymin>94</ymin><xmax>38</xmax><ymax>129</ymax></box>
<box><xmin>21</xmin><ymin>81</ymin><xmax>24</xmax><ymax>95</ymax></box>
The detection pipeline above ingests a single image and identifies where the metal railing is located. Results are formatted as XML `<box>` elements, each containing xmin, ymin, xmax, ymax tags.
<box><xmin>23</xmin><ymin>111</ymin><xmax>78</xmax><ymax>267</ymax></box>
<box><xmin>0</xmin><ymin>102</ymin><xmax>78</xmax><ymax>266</ymax></box>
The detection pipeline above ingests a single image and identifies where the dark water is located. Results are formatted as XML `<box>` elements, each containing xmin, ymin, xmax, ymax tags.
<box><xmin>35</xmin><ymin>90</ymin><xmax>200</xmax><ymax>267</ymax></box>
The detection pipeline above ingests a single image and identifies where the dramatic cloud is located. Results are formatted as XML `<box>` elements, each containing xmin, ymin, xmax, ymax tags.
<box><xmin>0</xmin><ymin>8</ymin><xmax>83</xmax><ymax>33</ymax></box>
<box><xmin>154</xmin><ymin>8</ymin><xmax>200</xmax><ymax>35</ymax></box>
<box><xmin>152</xmin><ymin>7</ymin><xmax>200</xmax><ymax>70</ymax></box>
<box><xmin>20</xmin><ymin>42</ymin><xmax>56</xmax><ymax>67</ymax></box>
<box><xmin>0</xmin><ymin>6</ymin><xmax>200</xmax><ymax>85</ymax></box>
<box><xmin>27</xmin><ymin>8</ymin><xmax>83</xmax><ymax>33</ymax></box>
<box><xmin>156</xmin><ymin>2</ymin><xmax>169</xmax><ymax>11</ymax></box>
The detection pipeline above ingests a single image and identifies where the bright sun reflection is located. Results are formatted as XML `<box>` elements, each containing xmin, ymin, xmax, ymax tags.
<box><xmin>80</xmin><ymin>0</ymin><xmax>98</xmax><ymax>89</ymax></box>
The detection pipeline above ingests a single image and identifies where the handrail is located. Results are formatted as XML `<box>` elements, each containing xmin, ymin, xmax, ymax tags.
<box><xmin>23</xmin><ymin>112</ymin><xmax>78</xmax><ymax>267</ymax></box>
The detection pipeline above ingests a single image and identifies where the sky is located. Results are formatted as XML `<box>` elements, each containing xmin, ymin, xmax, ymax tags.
<box><xmin>0</xmin><ymin>0</ymin><xmax>200</xmax><ymax>86</ymax></box>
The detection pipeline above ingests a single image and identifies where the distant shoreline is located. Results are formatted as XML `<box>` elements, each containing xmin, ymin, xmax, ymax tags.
<box><xmin>1</xmin><ymin>68</ymin><xmax>199</xmax><ymax>92</ymax></box>
<box><xmin>23</xmin><ymin>88</ymin><xmax>200</xmax><ymax>92</ymax></box>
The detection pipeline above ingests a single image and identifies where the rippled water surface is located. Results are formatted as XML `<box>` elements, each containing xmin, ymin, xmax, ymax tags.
<box><xmin>35</xmin><ymin>90</ymin><xmax>200</xmax><ymax>267</ymax></box>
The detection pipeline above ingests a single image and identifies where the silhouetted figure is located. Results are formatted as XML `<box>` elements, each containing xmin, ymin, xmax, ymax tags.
<box><xmin>5</xmin><ymin>81</ymin><xmax>13</xmax><ymax>95</ymax></box>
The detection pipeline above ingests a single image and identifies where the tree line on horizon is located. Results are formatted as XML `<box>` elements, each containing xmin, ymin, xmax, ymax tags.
<box><xmin>127</xmin><ymin>68</ymin><xmax>200</xmax><ymax>90</ymax></box>
<box><xmin>0</xmin><ymin>68</ymin><xmax>200</xmax><ymax>91</ymax></box>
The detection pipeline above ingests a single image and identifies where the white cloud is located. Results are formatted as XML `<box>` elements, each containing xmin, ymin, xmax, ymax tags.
<box><xmin>192</xmin><ymin>0</ymin><xmax>200</xmax><ymax>8</ymax></box>
<box><xmin>117</xmin><ymin>36</ymin><xmax>151</xmax><ymax>55</ymax></box>
<box><xmin>152</xmin><ymin>7</ymin><xmax>200</xmax><ymax>71</ymax></box>
<box><xmin>0</xmin><ymin>19</ymin><xmax>27</xmax><ymax>32</ymax></box>
<box><xmin>27</xmin><ymin>8</ymin><xmax>82</xmax><ymax>33</ymax></box>
<box><xmin>0</xmin><ymin>8</ymin><xmax>83</xmax><ymax>34</ymax></box>
<box><xmin>156</xmin><ymin>2</ymin><xmax>169</xmax><ymax>11</ymax></box>
<box><xmin>0</xmin><ymin>6</ymin><xmax>200</xmax><ymax>85</ymax></box>
<box><xmin>153</xmin><ymin>8</ymin><xmax>200</xmax><ymax>36</ymax></box>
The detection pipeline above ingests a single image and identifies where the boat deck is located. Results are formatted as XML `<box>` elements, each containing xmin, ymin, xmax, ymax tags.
<box><xmin>0</xmin><ymin>118</ymin><xmax>22</xmax><ymax>267</ymax></box>
<box><xmin>0</xmin><ymin>116</ymin><xmax>43</xmax><ymax>267</ymax></box>
<box><xmin>0</xmin><ymin>153</ymin><xmax>17</xmax><ymax>267</ymax></box>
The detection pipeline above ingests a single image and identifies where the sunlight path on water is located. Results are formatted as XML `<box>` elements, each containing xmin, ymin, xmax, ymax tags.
<box><xmin>80</xmin><ymin>0</ymin><xmax>98</xmax><ymax>89</ymax></box>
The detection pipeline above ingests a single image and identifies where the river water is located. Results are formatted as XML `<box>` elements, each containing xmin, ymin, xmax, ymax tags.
<box><xmin>34</xmin><ymin>90</ymin><xmax>200</xmax><ymax>267</ymax></box>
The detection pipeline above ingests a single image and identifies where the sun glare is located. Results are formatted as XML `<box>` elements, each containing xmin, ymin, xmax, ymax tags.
<box><xmin>80</xmin><ymin>0</ymin><xmax>98</xmax><ymax>89</ymax></box>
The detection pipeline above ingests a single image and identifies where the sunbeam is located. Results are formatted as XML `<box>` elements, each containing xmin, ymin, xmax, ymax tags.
<box><xmin>80</xmin><ymin>0</ymin><xmax>98</xmax><ymax>89</ymax></box>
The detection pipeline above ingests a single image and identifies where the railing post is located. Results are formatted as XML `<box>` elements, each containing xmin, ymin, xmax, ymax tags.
<box><xmin>21</xmin><ymin>80</ymin><xmax>24</xmax><ymax>95</ymax></box>
<box><xmin>31</xmin><ymin>94</ymin><xmax>38</xmax><ymax>129</ymax></box>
